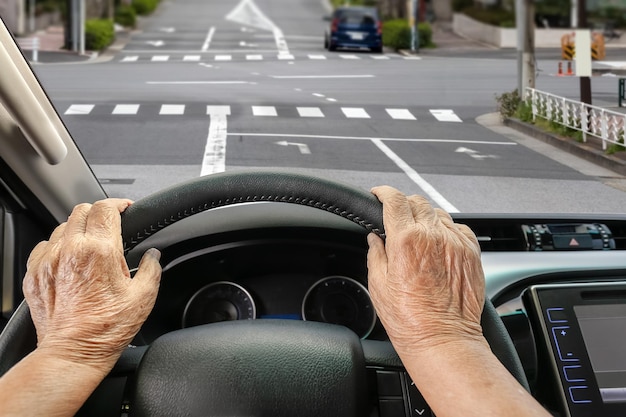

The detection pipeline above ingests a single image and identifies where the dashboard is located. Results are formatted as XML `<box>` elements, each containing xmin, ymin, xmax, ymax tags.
<box><xmin>125</xmin><ymin>202</ymin><xmax>626</xmax><ymax>417</ymax></box>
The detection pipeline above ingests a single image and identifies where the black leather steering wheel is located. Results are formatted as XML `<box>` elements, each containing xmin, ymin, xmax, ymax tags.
<box><xmin>0</xmin><ymin>169</ymin><xmax>528</xmax><ymax>416</ymax></box>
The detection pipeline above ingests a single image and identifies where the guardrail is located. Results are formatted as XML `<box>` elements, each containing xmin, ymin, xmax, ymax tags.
<box><xmin>16</xmin><ymin>37</ymin><xmax>39</xmax><ymax>62</ymax></box>
<box><xmin>526</xmin><ymin>87</ymin><xmax>625</xmax><ymax>151</ymax></box>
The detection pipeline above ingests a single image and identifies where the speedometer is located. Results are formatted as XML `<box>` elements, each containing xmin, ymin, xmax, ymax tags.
<box><xmin>302</xmin><ymin>276</ymin><xmax>376</xmax><ymax>339</ymax></box>
<box><xmin>182</xmin><ymin>281</ymin><xmax>256</xmax><ymax>328</ymax></box>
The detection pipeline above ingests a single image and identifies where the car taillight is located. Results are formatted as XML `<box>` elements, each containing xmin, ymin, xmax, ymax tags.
<box><xmin>331</xmin><ymin>18</ymin><xmax>339</xmax><ymax>32</ymax></box>
<box><xmin>377</xmin><ymin>21</ymin><xmax>382</xmax><ymax>35</ymax></box>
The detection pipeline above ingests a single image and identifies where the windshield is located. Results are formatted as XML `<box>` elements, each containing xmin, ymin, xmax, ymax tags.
<box><xmin>8</xmin><ymin>0</ymin><xmax>626</xmax><ymax>213</ymax></box>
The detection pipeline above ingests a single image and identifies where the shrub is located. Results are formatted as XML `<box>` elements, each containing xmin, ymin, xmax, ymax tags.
<box><xmin>115</xmin><ymin>4</ymin><xmax>137</xmax><ymax>28</ymax></box>
<box><xmin>495</xmin><ymin>89</ymin><xmax>521</xmax><ymax>120</ymax></box>
<box><xmin>383</xmin><ymin>20</ymin><xmax>434</xmax><ymax>50</ymax></box>
<box><xmin>132</xmin><ymin>0</ymin><xmax>159</xmax><ymax>16</ymax></box>
<box><xmin>452</xmin><ymin>0</ymin><xmax>473</xmax><ymax>12</ymax></box>
<box><xmin>383</xmin><ymin>19</ymin><xmax>411</xmax><ymax>50</ymax></box>
<box><xmin>463</xmin><ymin>5</ymin><xmax>515</xmax><ymax>27</ymax></box>
<box><xmin>85</xmin><ymin>19</ymin><xmax>114</xmax><ymax>51</ymax></box>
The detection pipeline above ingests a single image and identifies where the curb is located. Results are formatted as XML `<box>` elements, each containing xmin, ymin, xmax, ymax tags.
<box><xmin>503</xmin><ymin>117</ymin><xmax>626</xmax><ymax>177</ymax></box>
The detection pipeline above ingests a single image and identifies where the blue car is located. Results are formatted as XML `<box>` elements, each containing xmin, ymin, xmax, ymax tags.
<box><xmin>324</xmin><ymin>6</ymin><xmax>383</xmax><ymax>53</ymax></box>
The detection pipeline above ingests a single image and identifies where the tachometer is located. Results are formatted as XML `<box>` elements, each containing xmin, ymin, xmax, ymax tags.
<box><xmin>182</xmin><ymin>281</ymin><xmax>256</xmax><ymax>328</ymax></box>
<box><xmin>302</xmin><ymin>276</ymin><xmax>376</xmax><ymax>339</ymax></box>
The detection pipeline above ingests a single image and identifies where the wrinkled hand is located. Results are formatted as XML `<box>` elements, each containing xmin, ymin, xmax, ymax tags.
<box><xmin>23</xmin><ymin>199</ymin><xmax>162</xmax><ymax>367</ymax></box>
<box><xmin>367</xmin><ymin>186</ymin><xmax>486</xmax><ymax>357</ymax></box>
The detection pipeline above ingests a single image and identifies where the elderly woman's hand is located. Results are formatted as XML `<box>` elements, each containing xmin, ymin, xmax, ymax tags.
<box><xmin>22</xmin><ymin>198</ymin><xmax>162</xmax><ymax>367</ymax></box>
<box><xmin>366</xmin><ymin>186</ymin><xmax>487</xmax><ymax>357</ymax></box>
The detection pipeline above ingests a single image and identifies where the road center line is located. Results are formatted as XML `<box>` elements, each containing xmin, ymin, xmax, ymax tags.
<box><xmin>271</xmin><ymin>75</ymin><xmax>375</xmax><ymax>79</ymax></box>
<box><xmin>202</xmin><ymin>26</ymin><xmax>216</xmax><ymax>51</ymax></box>
<box><xmin>226</xmin><ymin>132</ymin><xmax>517</xmax><ymax>146</ymax></box>
<box><xmin>370</xmin><ymin>139</ymin><xmax>459</xmax><ymax>213</ymax></box>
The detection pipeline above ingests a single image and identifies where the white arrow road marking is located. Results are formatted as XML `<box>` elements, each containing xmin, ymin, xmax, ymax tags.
<box><xmin>455</xmin><ymin>147</ymin><xmax>498</xmax><ymax>160</ymax></box>
<box><xmin>275</xmin><ymin>141</ymin><xmax>311</xmax><ymax>154</ymax></box>
<box><xmin>146</xmin><ymin>40</ymin><xmax>165</xmax><ymax>47</ymax></box>
<box><xmin>226</xmin><ymin>0</ymin><xmax>290</xmax><ymax>55</ymax></box>
<box><xmin>202</xmin><ymin>107</ymin><xmax>231</xmax><ymax>176</ymax></box>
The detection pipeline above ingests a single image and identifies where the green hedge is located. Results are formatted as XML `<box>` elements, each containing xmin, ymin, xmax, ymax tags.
<box><xmin>463</xmin><ymin>5</ymin><xmax>515</xmax><ymax>28</ymax></box>
<box><xmin>115</xmin><ymin>4</ymin><xmax>136</xmax><ymax>28</ymax></box>
<box><xmin>85</xmin><ymin>19</ymin><xmax>114</xmax><ymax>51</ymax></box>
<box><xmin>132</xmin><ymin>0</ymin><xmax>160</xmax><ymax>15</ymax></box>
<box><xmin>383</xmin><ymin>20</ymin><xmax>433</xmax><ymax>50</ymax></box>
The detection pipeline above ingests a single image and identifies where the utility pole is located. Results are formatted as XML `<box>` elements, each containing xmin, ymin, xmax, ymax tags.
<box><xmin>578</xmin><ymin>0</ymin><xmax>592</xmax><ymax>104</ymax></box>
<box><xmin>516</xmin><ymin>0</ymin><xmax>535</xmax><ymax>98</ymax></box>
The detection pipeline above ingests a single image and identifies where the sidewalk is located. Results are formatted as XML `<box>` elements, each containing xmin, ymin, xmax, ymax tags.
<box><xmin>17</xmin><ymin>25</ymin><xmax>94</xmax><ymax>64</ymax></box>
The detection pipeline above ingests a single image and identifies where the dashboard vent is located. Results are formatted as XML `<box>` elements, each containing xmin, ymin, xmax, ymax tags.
<box><xmin>607</xmin><ymin>222</ymin><xmax>626</xmax><ymax>250</ymax></box>
<box><xmin>456</xmin><ymin>220</ymin><xmax>527</xmax><ymax>252</ymax></box>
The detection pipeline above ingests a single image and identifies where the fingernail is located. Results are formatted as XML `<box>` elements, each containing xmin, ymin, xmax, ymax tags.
<box><xmin>147</xmin><ymin>248</ymin><xmax>161</xmax><ymax>261</ymax></box>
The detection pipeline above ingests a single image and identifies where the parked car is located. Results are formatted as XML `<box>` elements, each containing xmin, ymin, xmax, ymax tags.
<box><xmin>324</xmin><ymin>6</ymin><xmax>383</xmax><ymax>53</ymax></box>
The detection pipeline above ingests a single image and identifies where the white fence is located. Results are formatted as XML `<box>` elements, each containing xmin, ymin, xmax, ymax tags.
<box><xmin>526</xmin><ymin>87</ymin><xmax>625</xmax><ymax>151</ymax></box>
<box><xmin>16</xmin><ymin>37</ymin><xmax>40</xmax><ymax>63</ymax></box>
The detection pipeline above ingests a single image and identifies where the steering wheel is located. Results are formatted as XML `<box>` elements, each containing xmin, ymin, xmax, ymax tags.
<box><xmin>0</xmin><ymin>170</ymin><xmax>528</xmax><ymax>416</ymax></box>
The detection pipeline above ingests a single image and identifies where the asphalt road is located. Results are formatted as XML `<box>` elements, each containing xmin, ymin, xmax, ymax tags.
<box><xmin>32</xmin><ymin>0</ymin><xmax>626</xmax><ymax>213</ymax></box>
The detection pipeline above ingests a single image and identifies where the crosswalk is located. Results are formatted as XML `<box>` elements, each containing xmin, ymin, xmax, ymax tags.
<box><xmin>119</xmin><ymin>53</ymin><xmax>422</xmax><ymax>63</ymax></box>
<box><xmin>63</xmin><ymin>104</ymin><xmax>462</xmax><ymax>122</ymax></box>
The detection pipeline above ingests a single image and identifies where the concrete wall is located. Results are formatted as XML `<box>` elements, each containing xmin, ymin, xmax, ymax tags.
<box><xmin>453</xmin><ymin>13</ymin><xmax>576</xmax><ymax>48</ymax></box>
<box><xmin>432</xmin><ymin>0</ymin><xmax>452</xmax><ymax>21</ymax></box>
<box><xmin>0</xmin><ymin>0</ymin><xmax>24</xmax><ymax>35</ymax></box>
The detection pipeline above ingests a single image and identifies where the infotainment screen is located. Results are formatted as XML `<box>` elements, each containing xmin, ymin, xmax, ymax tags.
<box><xmin>523</xmin><ymin>282</ymin><xmax>626</xmax><ymax>417</ymax></box>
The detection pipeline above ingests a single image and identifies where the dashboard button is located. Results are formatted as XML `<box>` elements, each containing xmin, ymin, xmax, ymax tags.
<box><xmin>546</xmin><ymin>307</ymin><xmax>568</xmax><ymax>323</ymax></box>
<box><xmin>405</xmin><ymin>374</ymin><xmax>433</xmax><ymax>417</ymax></box>
<box><xmin>376</xmin><ymin>371</ymin><xmax>403</xmax><ymax>397</ymax></box>
<box><xmin>378</xmin><ymin>399</ymin><xmax>406</xmax><ymax>417</ymax></box>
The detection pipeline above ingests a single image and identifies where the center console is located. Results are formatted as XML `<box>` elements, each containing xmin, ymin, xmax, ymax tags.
<box><xmin>523</xmin><ymin>282</ymin><xmax>626</xmax><ymax>417</ymax></box>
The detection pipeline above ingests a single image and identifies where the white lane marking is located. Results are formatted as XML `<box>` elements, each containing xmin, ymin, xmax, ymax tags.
<box><xmin>271</xmin><ymin>75</ymin><xmax>374</xmax><ymax>79</ymax></box>
<box><xmin>112</xmin><ymin>104</ymin><xmax>140</xmax><ymax>115</ymax></box>
<box><xmin>430</xmin><ymin>109</ymin><xmax>462</xmax><ymax>122</ymax></box>
<box><xmin>159</xmin><ymin>104</ymin><xmax>185</xmax><ymax>115</ymax></box>
<box><xmin>159</xmin><ymin>27</ymin><xmax>175</xmax><ymax>33</ymax></box>
<box><xmin>371</xmin><ymin>55</ymin><xmax>390</xmax><ymax>60</ymax></box>
<box><xmin>404</xmin><ymin>56</ymin><xmax>422</xmax><ymax>60</ymax></box>
<box><xmin>340</xmin><ymin>54</ymin><xmax>360</xmax><ymax>59</ymax></box>
<box><xmin>312</xmin><ymin>93</ymin><xmax>325</xmax><ymax>97</ymax></box>
<box><xmin>201</xmin><ymin>114</ymin><xmax>227</xmax><ymax>176</ymax></box>
<box><xmin>226</xmin><ymin>132</ymin><xmax>517</xmax><ymax>146</ymax></box>
<box><xmin>278</xmin><ymin>54</ymin><xmax>295</xmax><ymax>60</ymax></box>
<box><xmin>252</xmin><ymin>106</ymin><xmax>277</xmax><ymax>116</ymax></box>
<box><xmin>246</xmin><ymin>54</ymin><xmax>263</xmax><ymax>60</ymax></box>
<box><xmin>183</xmin><ymin>55</ymin><xmax>201</xmax><ymax>61</ymax></box>
<box><xmin>65</xmin><ymin>104</ymin><xmax>94</xmax><ymax>115</ymax></box>
<box><xmin>121</xmin><ymin>56</ymin><xmax>138</xmax><ymax>62</ymax></box>
<box><xmin>202</xmin><ymin>26</ymin><xmax>216</xmax><ymax>51</ymax></box>
<box><xmin>206</xmin><ymin>106</ymin><xmax>231</xmax><ymax>115</ymax></box>
<box><xmin>371</xmin><ymin>138</ymin><xmax>458</xmax><ymax>213</ymax></box>
<box><xmin>215</xmin><ymin>55</ymin><xmax>232</xmax><ymax>61</ymax></box>
<box><xmin>327</xmin><ymin>98</ymin><xmax>337</xmax><ymax>102</ymax></box>
<box><xmin>297</xmin><ymin>107</ymin><xmax>324</xmax><ymax>118</ymax></box>
<box><xmin>146</xmin><ymin>40</ymin><xmax>165</xmax><ymax>47</ymax></box>
<box><xmin>308</xmin><ymin>54</ymin><xmax>326</xmax><ymax>60</ymax></box>
<box><xmin>151</xmin><ymin>55</ymin><xmax>169</xmax><ymax>61</ymax></box>
<box><xmin>386</xmin><ymin>109</ymin><xmax>416</xmax><ymax>120</ymax></box>
<box><xmin>146</xmin><ymin>81</ymin><xmax>248</xmax><ymax>85</ymax></box>
<box><xmin>342</xmin><ymin>108</ymin><xmax>370</xmax><ymax>119</ymax></box>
